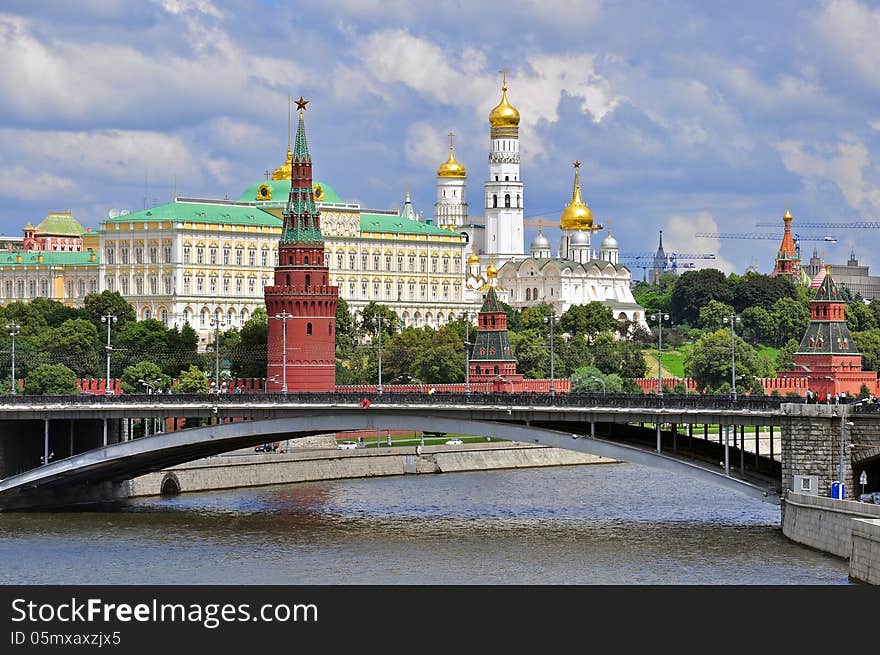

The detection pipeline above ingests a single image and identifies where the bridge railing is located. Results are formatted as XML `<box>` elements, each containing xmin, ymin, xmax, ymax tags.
<box><xmin>0</xmin><ymin>391</ymin><xmax>800</xmax><ymax>411</ymax></box>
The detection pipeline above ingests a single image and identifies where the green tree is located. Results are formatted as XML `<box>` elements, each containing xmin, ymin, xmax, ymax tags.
<box><xmin>698</xmin><ymin>300</ymin><xmax>735</xmax><ymax>331</ymax></box>
<box><xmin>360</xmin><ymin>302</ymin><xmax>399</xmax><ymax>337</ymax></box>
<box><xmin>853</xmin><ymin>329</ymin><xmax>880</xmax><ymax>372</ymax></box>
<box><xmin>846</xmin><ymin>301</ymin><xmax>877</xmax><ymax>333</ymax></box>
<box><xmin>114</xmin><ymin>319</ymin><xmax>169</xmax><ymax>371</ymax></box>
<box><xmin>669</xmin><ymin>268</ymin><xmax>732</xmax><ymax>326</ymax></box>
<box><xmin>499</xmin><ymin>302</ymin><xmax>523</xmax><ymax>332</ymax></box>
<box><xmin>775</xmin><ymin>338</ymin><xmax>800</xmax><ymax>373</ymax></box>
<box><xmin>24</xmin><ymin>363</ymin><xmax>78</xmax><ymax>395</ymax></box>
<box><xmin>510</xmin><ymin>329</ymin><xmax>549</xmax><ymax>378</ymax></box>
<box><xmin>82</xmin><ymin>291</ymin><xmax>136</xmax><ymax>331</ymax></box>
<box><xmin>632</xmin><ymin>282</ymin><xmax>673</xmax><ymax>318</ymax></box>
<box><xmin>28</xmin><ymin>297</ymin><xmax>84</xmax><ymax>327</ymax></box>
<box><xmin>684</xmin><ymin>328</ymin><xmax>772</xmax><ymax>393</ymax></box>
<box><xmin>415</xmin><ymin>341</ymin><xmax>464</xmax><ymax>383</ymax></box>
<box><xmin>335</xmin><ymin>297</ymin><xmax>358</xmax><ymax>358</ymax></box>
<box><xmin>570</xmin><ymin>365</ymin><xmax>607</xmax><ymax>392</ymax></box>
<box><xmin>37</xmin><ymin>319</ymin><xmax>100</xmax><ymax>377</ymax></box>
<box><xmin>521</xmin><ymin>302</ymin><xmax>555</xmax><ymax>332</ymax></box>
<box><xmin>121</xmin><ymin>361</ymin><xmax>170</xmax><ymax>394</ymax></box>
<box><xmin>557</xmin><ymin>333</ymin><xmax>592</xmax><ymax>375</ymax></box>
<box><xmin>769</xmin><ymin>296</ymin><xmax>811</xmax><ymax>347</ymax></box>
<box><xmin>559</xmin><ymin>302</ymin><xmax>617</xmax><ymax>339</ymax></box>
<box><xmin>174</xmin><ymin>365</ymin><xmax>209</xmax><ymax>393</ymax></box>
<box><xmin>165</xmin><ymin>323</ymin><xmax>202</xmax><ymax>376</ymax></box>
<box><xmin>228</xmin><ymin>309</ymin><xmax>267</xmax><ymax>379</ymax></box>
<box><xmin>0</xmin><ymin>300</ymin><xmax>49</xmax><ymax>337</ymax></box>
<box><xmin>730</xmin><ymin>272</ymin><xmax>797</xmax><ymax>312</ymax></box>
<box><xmin>740</xmin><ymin>306</ymin><xmax>775</xmax><ymax>345</ymax></box>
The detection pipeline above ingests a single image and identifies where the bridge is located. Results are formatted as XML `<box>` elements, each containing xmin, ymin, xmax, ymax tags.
<box><xmin>1</xmin><ymin>392</ymin><xmax>841</xmax><ymax>510</ymax></box>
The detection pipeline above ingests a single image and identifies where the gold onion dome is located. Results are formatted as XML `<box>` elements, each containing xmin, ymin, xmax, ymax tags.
<box><xmin>486</xmin><ymin>262</ymin><xmax>498</xmax><ymax>278</ymax></box>
<box><xmin>437</xmin><ymin>132</ymin><xmax>466</xmax><ymax>178</ymax></box>
<box><xmin>489</xmin><ymin>74</ymin><xmax>520</xmax><ymax>128</ymax></box>
<box><xmin>560</xmin><ymin>161</ymin><xmax>594</xmax><ymax>230</ymax></box>
<box><xmin>272</xmin><ymin>148</ymin><xmax>293</xmax><ymax>181</ymax></box>
<box><xmin>783</xmin><ymin>207</ymin><xmax>793</xmax><ymax>220</ymax></box>
<box><xmin>468</xmin><ymin>251</ymin><xmax>480</xmax><ymax>264</ymax></box>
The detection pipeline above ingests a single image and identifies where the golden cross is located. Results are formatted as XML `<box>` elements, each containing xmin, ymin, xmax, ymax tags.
<box><xmin>500</xmin><ymin>68</ymin><xmax>508</xmax><ymax>88</ymax></box>
<box><xmin>448</xmin><ymin>131</ymin><xmax>455</xmax><ymax>149</ymax></box>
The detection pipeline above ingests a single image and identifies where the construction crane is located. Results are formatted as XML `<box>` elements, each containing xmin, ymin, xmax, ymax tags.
<box><xmin>619</xmin><ymin>252</ymin><xmax>716</xmax><ymax>279</ymax></box>
<box><xmin>695</xmin><ymin>232</ymin><xmax>837</xmax><ymax>259</ymax></box>
<box><xmin>754</xmin><ymin>220</ymin><xmax>880</xmax><ymax>229</ymax></box>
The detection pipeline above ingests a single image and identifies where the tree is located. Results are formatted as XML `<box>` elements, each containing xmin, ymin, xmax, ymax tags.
<box><xmin>684</xmin><ymin>328</ymin><xmax>772</xmax><ymax>393</ymax></box>
<box><xmin>669</xmin><ymin>268</ymin><xmax>732</xmax><ymax>326</ymax></box>
<box><xmin>559</xmin><ymin>302</ymin><xmax>616</xmax><ymax>339</ymax></box>
<box><xmin>415</xmin><ymin>341</ymin><xmax>464</xmax><ymax>383</ymax></box>
<box><xmin>114</xmin><ymin>319</ymin><xmax>169</xmax><ymax>372</ymax></box>
<box><xmin>165</xmin><ymin>323</ymin><xmax>201</xmax><ymax>376</ymax></box>
<box><xmin>775</xmin><ymin>338</ymin><xmax>800</xmax><ymax>373</ymax></box>
<box><xmin>570</xmin><ymin>366</ymin><xmax>607</xmax><ymax>393</ymax></box>
<box><xmin>82</xmin><ymin>291</ymin><xmax>136</xmax><ymax>331</ymax></box>
<box><xmin>121</xmin><ymin>361</ymin><xmax>170</xmax><ymax>394</ymax></box>
<box><xmin>335</xmin><ymin>297</ymin><xmax>358</xmax><ymax>359</ymax></box>
<box><xmin>174</xmin><ymin>365</ymin><xmax>209</xmax><ymax>393</ymax></box>
<box><xmin>510</xmin><ymin>330</ymin><xmax>549</xmax><ymax>379</ymax></box>
<box><xmin>360</xmin><ymin>302</ymin><xmax>399</xmax><ymax>337</ymax></box>
<box><xmin>730</xmin><ymin>272</ymin><xmax>797</xmax><ymax>312</ymax></box>
<box><xmin>846</xmin><ymin>301</ymin><xmax>877</xmax><ymax>333</ymax></box>
<box><xmin>739</xmin><ymin>306</ymin><xmax>775</xmax><ymax>345</ymax></box>
<box><xmin>698</xmin><ymin>300</ymin><xmax>735</xmax><ymax>331</ymax></box>
<box><xmin>37</xmin><ymin>319</ymin><xmax>100</xmax><ymax>377</ymax></box>
<box><xmin>521</xmin><ymin>302</ymin><xmax>555</xmax><ymax>332</ymax></box>
<box><xmin>769</xmin><ymin>296</ymin><xmax>811</xmax><ymax>347</ymax></box>
<box><xmin>24</xmin><ymin>363</ymin><xmax>78</xmax><ymax>395</ymax></box>
<box><xmin>853</xmin><ymin>329</ymin><xmax>880</xmax><ymax>372</ymax></box>
<box><xmin>632</xmin><ymin>282</ymin><xmax>672</xmax><ymax>318</ymax></box>
<box><xmin>228</xmin><ymin>309</ymin><xmax>267</xmax><ymax>379</ymax></box>
<box><xmin>499</xmin><ymin>302</ymin><xmax>523</xmax><ymax>333</ymax></box>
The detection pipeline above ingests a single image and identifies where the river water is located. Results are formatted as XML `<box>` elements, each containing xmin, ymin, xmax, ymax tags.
<box><xmin>0</xmin><ymin>463</ymin><xmax>850</xmax><ymax>585</ymax></box>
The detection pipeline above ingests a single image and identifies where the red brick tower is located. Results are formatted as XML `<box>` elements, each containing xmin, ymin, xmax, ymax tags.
<box><xmin>264</xmin><ymin>98</ymin><xmax>338</xmax><ymax>392</ymax></box>
<box><xmin>468</xmin><ymin>268</ymin><xmax>523</xmax><ymax>391</ymax></box>
<box><xmin>770</xmin><ymin>208</ymin><xmax>802</xmax><ymax>280</ymax></box>
<box><xmin>779</xmin><ymin>265</ymin><xmax>879</xmax><ymax>397</ymax></box>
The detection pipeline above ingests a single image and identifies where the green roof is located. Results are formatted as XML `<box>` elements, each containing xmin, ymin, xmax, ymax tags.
<box><xmin>360</xmin><ymin>212</ymin><xmax>462</xmax><ymax>237</ymax></box>
<box><xmin>0</xmin><ymin>251</ymin><xmax>99</xmax><ymax>267</ymax></box>
<box><xmin>103</xmin><ymin>201</ymin><xmax>280</xmax><ymax>227</ymax></box>
<box><xmin>237</xmin><ymin>179</ymin><xmax>343</xmax><ymax>204</ymax></box>
<box><xmin>36</xmin><ymin>212</ymin><xmax>85</xmax><ymax>236</ymax></box>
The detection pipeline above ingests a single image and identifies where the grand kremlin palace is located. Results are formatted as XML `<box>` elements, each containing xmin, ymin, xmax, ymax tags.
<box><xmin>90</xmin><ymin>149</ymin><xmax>469</xmax><ymax>345</ymax></box>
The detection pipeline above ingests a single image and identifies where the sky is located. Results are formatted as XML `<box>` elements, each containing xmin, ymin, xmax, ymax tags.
<box><xmin>1</xmin><ymin>0</ymin><xmax>880</xmax><ymax>278</ymax></box>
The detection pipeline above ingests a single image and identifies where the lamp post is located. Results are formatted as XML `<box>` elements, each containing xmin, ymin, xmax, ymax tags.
<box><xmin>272</xmin><ymin>311</ymin><xmax>293</xmax><ymax>395</ymax></box>
<box><xmin>6</xmin><ymin>322</ymin><xmax>20</xmax><ymax>395</ymax></box>
<box><xmin>650</xmin><ymin>313</ymin><xmax>669</xmax><ymax>396</ymax></box>
<box><xmin>377</xmin><ymin>315</ymin><xmax>383</xmax><ymax>395</ymax></box>
<box><xmin>462</xmin><ymin>311</ymin><xmax>474</xmax><ymax>395</ymax></box>
<box><xmin>837</xmin><ymin>399</ymin><xmax>866</xmax><ymax>499</ymax></box>
<box><xmin>722</xmin><ymin>313</ymin><xmax>741</xmax><ymax>401</ymax></box>
<box><xmin>543</xmin><ymin>312</ymin><xmax>557</xmax><ymax>397</ymax></box>
<box><xmin>210</xmin><ymin>316</ymin><xmax>225</xmax><ymax>395</ymax></box>
<box><xmin>100</xmin><ymin>313</ymin><xmax>117</xmax><ymax>395</ymax></box>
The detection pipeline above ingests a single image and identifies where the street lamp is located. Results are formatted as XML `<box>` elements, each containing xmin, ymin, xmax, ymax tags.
<box><xmin>543</xmin><ymin>312</ymin><xmax>557</xmax><ymax>397</ymax></box>
<box><xmin>461</xmin><ymin>311</ymin><xmax>475</xmax><ymax>395</ymax></box>
<box><xmin>837</xmin><ymin>399</ymin><xmax>867</xmax><ymax>499</ymax></box>
<box><xmin>100</xmin><ymin>313</ymin><xmax>117</xmax><ymax>395</ymax></box>
<box><xmin>722</xmin><ymin>313</ymin><xmax>741</xmax><ymax>401</ymax></box>
<box><xmin>377</xmin><ymin>315</ymin><xmax>383</xmax><ymax>395</ymax></box>
<box><xmin>6</xmin><ymin>322</ymin><xmax>20</xmax><ymax>395</ymax></box>
<box><xmin>209</xmin><ymin>316</ymin><xmax>225</xmax><ymax>395</ymax></box>
<box><xmin>271</xmin><ymin>311</ymin><xmax>293</xmax><ymax>395</ymax></box>
<box><xmin>650</xmin><ymin>313</ymin><xmax>670</xmax><ymax>396</ymax></box>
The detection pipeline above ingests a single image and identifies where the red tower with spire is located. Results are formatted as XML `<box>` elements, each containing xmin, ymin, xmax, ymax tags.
<box><xmin>771</xmin><ymin>208</ymin><xmax>802</xmax><ymax>280</ymax></box>
<box><xmin>264</xmin><ymin>98</ymin><xmax>338</xmax><ymax>392</ymax></box>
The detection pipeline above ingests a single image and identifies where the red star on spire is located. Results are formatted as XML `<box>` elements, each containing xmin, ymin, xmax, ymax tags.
<box><xmin>295</xmin><ymin>96</ymin><xmax>309</xmax><ymax>112</ymax></box>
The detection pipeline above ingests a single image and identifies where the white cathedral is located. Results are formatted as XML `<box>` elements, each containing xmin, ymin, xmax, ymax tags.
<box><xmin>433</xmin><ymin>72</ymin><xmax>646</xmax><ymax>329</ymax></box>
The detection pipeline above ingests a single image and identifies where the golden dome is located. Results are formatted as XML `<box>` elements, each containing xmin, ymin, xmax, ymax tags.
<box><xmin>560</xmin><ymin>161</ymin><xmax>595</xmax><ymax>231</ymax></box>
<box><xmin>489</xmin><ymin>71</ymin><xmax>520</xmax><ymax>128</ymax></box>
<box><xmin>438</xmin><ymin>131</ymin><xmax>466</xmax><ymax>178</ymax></box>
<box><xmin>783</xmin><ymin>207</ymin><xmax>793</xmax><ymax>220</ymax></box>
<box><xmin>486</xmin><ymin>263</ymin><xmax>498</xmax><ymax>278</ymax></box>
<box><xmin>468</xmin><ymin>251</ymin><xmax>480</xmax><ymax>264</ymax></box>
<box><xmin>271</xmin><ymin>148</ymin><xmax>292</xmax><ymax>181</ymax></box>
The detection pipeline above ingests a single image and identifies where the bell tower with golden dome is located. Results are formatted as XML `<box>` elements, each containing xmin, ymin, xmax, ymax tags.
<box><xmin>484</xmin><ymin>69</ymin><xmax>524</xmax><ymax>258</ymax></box>
<box><xmin>435</xmin><ymin>131</ymin><xmax>468</xmax><ymax>229</ymax></box>
<box><xmin>559</xmin><ymin>161</ymin><xmax>601</xmax><ymax>262</ymax></box>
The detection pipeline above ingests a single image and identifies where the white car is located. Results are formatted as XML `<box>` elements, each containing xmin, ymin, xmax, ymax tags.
<box><xmin>337</xmin><ymin>441</ymin><xmax>358</xmax><ymax>450</ymax></box>
<box><xmin>445</xmin><ymin>438</ymin><xmax>464</xmax><ymax>445</ymax></box>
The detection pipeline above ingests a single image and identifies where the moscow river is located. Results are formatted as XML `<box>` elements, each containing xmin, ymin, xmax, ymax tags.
<box><xmin>0</xmin><ymin>463</ymin><xmax>850</xmax><ymax>585</ymax></box>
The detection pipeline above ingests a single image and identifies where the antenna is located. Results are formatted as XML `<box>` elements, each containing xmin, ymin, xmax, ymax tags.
<box><xmin>108</xmin><ymin>209</ymin><xmax>120</xmax><ymax>219</ymax></box>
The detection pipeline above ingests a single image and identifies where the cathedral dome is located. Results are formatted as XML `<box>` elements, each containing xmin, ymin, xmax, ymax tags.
<box><xmin>486</xmin><ymin>262</ymin><xmax>498</xmax><ymax>278</ymax></box>
<box><xmin>489</xmin><ymin>80</ymin><xmax>520</xmax><ymax>128</ymax></box>
<box><xmin>468</xmin><ymin>251</ymin><xmax>480</xmax><ymax>264</ymax></box>
<box><xmin>437</xmin><ymin>133</ymin><xmax>466</xmax><ymax>178</ymax></box>
<box><xmin>530</xmin><ymin>230</ymin><xmax>550</xmax><ymax>251</ymax></box>
<box><xmin>560</xmin><ymin>162</ymin><xmax>594</xmax><ymax>231</ymax></box>
<box><xmin>570</xmin><ymin>230</ymin><xmax>590</xmax><ymax>247</ymax></box>
<box><xmin>601</xmin><ymin>229</ymin><xmax>618</xmax><ymax>250</ymax></box>
<box><xmin>272</xmin><ymin>148</ymin><xmax>293</xmax><ymax>181</ymax></box>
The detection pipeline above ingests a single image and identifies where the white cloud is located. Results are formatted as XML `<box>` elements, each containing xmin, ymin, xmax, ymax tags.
<box><xmin>158</xmin><ymin>0</ymin><xmax>222</xmax><ymax>17</ymax></box>
<box><xmin>404</xmin><ymin>122</ymin><xmax>447</xmax><ymax>169</ymax></box>
<box><xmin>662</xmin><ymin>212</ymin><xmax>735</xmax><ymax>274</ymax></box>
<box><xmin>0</xmin><ymin>165</ymin><xmax>75</xmax><ymax>200</ymax></box>
<box><xmin>812</xmin><ymin>0</ymin><xmax>880</xmax><ymax>92</ymax></box>
<box><xmin>776</xmin><ymin>137</ymin><xmax>880</xmax><ymax>212</ymax></box>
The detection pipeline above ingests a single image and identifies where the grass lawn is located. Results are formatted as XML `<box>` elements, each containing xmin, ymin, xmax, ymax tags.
<box><xmin>644</xmin><ymin>343</ymin><xmax>692</xmax><ymax>379</ymax></box>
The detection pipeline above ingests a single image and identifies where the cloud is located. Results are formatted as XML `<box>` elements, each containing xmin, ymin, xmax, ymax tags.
<box><xmin>776</xmin><ymin>137</ymin><xmax>880</xmax><ymax>213</ymax></box>
<box><xmin>0</xmin><ymin>165</ymin><xmax>75</xmax><ymax>200</ymax></box>
<box><xmin>404</xmin><ymin>122</ymin><xmax>447</xmax><ymax>169</ymax></box>
<box><xmin>812</xmin><ymin>0</ymin><xmax>880</xmax><ymax>92</ymax></box>
<box><xmin>662</xmin><ymin>212</ymin><xmax>735</xmax><ymax>274</ymax></box>
<box><xmin>159</xmin><ymin>0</ymin><xmax>222</xmax><ymax>17</ymax></box>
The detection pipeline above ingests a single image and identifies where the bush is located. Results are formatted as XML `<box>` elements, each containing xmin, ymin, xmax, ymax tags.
<box><xmin>23</xmin><ymin>364</ymin><xmax>78</xmax><ymax>395</ymax></box>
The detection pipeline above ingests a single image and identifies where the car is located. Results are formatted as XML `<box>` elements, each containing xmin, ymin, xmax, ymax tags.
<box><xmin>337</xmin><ymin>441</ymin><xmax>359</xmax><ymax>450</ymax></box>
<box><xmin>254</xmin><ymin>443</ymin><xmax>277</xmax><ymax>453</ymax></box>
<box><xmin>445</xmin><ymin>438</ymin><xmax>464</xmax><ymax>445</ymax></box>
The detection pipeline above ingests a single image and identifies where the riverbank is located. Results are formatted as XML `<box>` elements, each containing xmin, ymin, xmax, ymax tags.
<box><xmin>127</xmin><ymin>438</ymin><xmax>615</xmax><ymax>498</ymax></box>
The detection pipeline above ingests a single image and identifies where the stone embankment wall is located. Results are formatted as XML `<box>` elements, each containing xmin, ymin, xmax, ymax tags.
<box><xmin>782</xmin><ymin>491</ymin><xmax>880</xmax><ymax>583</ymax></box>
<box><xmin>127</xmin><ymin>441</ymin><xmax>613</xmax><ymax>498</ymax></box>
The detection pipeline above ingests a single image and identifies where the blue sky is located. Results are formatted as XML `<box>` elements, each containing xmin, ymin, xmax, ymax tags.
<box><xmin>1</xmin><ymin>0</ymin><xmax>879</xmax><ymax>277</ymax></box>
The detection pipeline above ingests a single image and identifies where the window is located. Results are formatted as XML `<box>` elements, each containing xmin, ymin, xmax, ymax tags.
<box><xmin>183</xmin><ymin>246</ymin><xmax>190</xmax><ymax>264</ymax></box>
<box><xmin>408</xmin><ymin>255</ymin><xmax>415</xmax><ymax>271</ymax></box>
<box><xmin>135</xmin><ymin>247</ymin><xmax>143</xmax><ymax>264</ymax></box>
<box><xmin>431</xmin><ymin>283</ymin><xmax>437</xmax><ymax>299</ymax></box>
<box><xmin>362</xmin><ymin>253</ymin><xmax>368</xmax><ymax>270</ymax></box>
<box><xmin>397</xmin><ymin>254</ymin><xmax>403</xmax><ymax>271</ymax></box>
<box><xmin>223</xmin><ymin>247</ymin><xmax>230</xmax><ymax>265</ymax></box>
<box><xmin>40</xmin><ymin>279</ymin><xmax>49</xmax><ymax>297</ymax></box>
<box><xmin>349</xmin><ymin>253</ymin><xmax>356</xmax><ymax>269</ymax></box>
<box><xmin>337</xmin><ymin>253</ymin><xmax>343</xmax><ymax>269</ymax></box>
<box><xmin>493</xmin><ymin>195</ymin><xmax>498</xmax><ymax>208</ymax></box>
<box><xmin>516</xmin><ymin>194</ymin><xmax>521</xmax><ymax>208</ymax></box>
<box><xmin>121</xmin><ymin>247</ymin><xmax>129</xmax><ymax>264</ymax></box>
<box><xmin>209</xmin><ymin>247</ymin><xmax>217</xmax><ymax>265</ymax></box>
<box><xmin>260</xmin><ymin>249</ymin><xmax>267</xmax><ymax>267</ymax></box>
<box><xmin>420</xmin><ymin>255</ymin><xmax>426</xmax><ymax>272</ymax></box>
<box><xmin>196</xmin><ymin>247</ymin><xmax>204</xmax><ymax>264</ymax></box>
<box><xmin>396</xmin><ymin>281</ymin><xmax>403</xmax><ymax>300</ymax></box>
<box><xmin>16</xmin><ymin>280</ymin><xmax>24</xmax><ymax>298</ymax></box>
<box><xmin>120</xmin><ymin>278</ymin><xmax>129</xmax><ymax>295</ymax></box>
<box><xmin>385</xmin><ymin>282</ymin><xmax>392</xmax><ymax>298</ymax></box>
<box><xmin>200</xmin><ymin>310</ymin><xmax>208</xmax><ymax>328</ymax></box>
<box><xmin>164</xmin><ymin>246</ymin><xmax>172</xmax><ymax>263</ymax></box>
<box><xmin>361</xmin><ymin>282</ymin><xmax>367</xmax><ymax>298</ymax></box>
<box><xmin>161</xmin><ymin>309</ymin><xmax>168</xmax><ymax>325</ymax></box>
<box><xmin>306</xmin><ymin>322</ymin><xmax>313</xmax><ymax>336</ymax></box>
<box><xmin>135</xmin><ymin>277</ymin><xmax>143</xmax><ymax>295</ymax></box>
<box><xmin>184</xmin><ymin>276</ymin><xmax>191</xmax><ymax>293</ymax></box>
<box><xmin>163</xmin><ymin>276</ymin><xmax>172</xmax><ymax>294</ymax></box>
<box><xmin>248</xmin><ymin>278</ymin><xmax>256</xmax><ymax>294</ymax></box>
<box><xmin>373</xmin><ymin>282</ymin><xmax>380</xmax><ymax>297</ymax></box>
<box><xmin>248</xmin><ymin>249</ymin><xmax>256</xmax><ymax>266</ymax></box>
<box><xmin>149</xmin><ymin>275</ymin><xmax>157</xmax><ymax>294</ymax></box>
<box><xmin>431</xmin><ymin>256</ymin><xmax>438</xmax><ymax>272</ymax></box>
<box><xmin>442</xmin><ymin>257</ymin><xmax>449</xmax><ymax>273</ymax></box>
<box><xmin>408</xmin><ymin>282</ymin><xmax>414</xmax><ymax>299</ymax></box>
<box><xmin>420</xmin><ymin>283</ymin><xmax>426</xmax><ymax>299</ymax></box>
<box><xmin>349</xmin><ymin>280</ymin><xmax>355</xmax><ymax>297</ymax></box>
<box><xmin>505</xmin><ymin>175</ymin><xmax>509</xmax><ymax>181</ymax></box>
<box><xmin>236</xmin><ymin>278</ymin><xmax>242</xmax><ymax>293</ymax></box>
<box><xmin>105</xmin><ymin>248</ymin><xmax>115</xmax><ymax>265</ymax></box>
<box><xmin>373</xmin><ymin>253</ymin><xmax>380</xmax><ymax>270</ymax></box>
<box><xmin>149</xmin><ymin>247</ymin><xmax>157</xmax><ymax>263</ymax></box>
<box><xmin>105</xmin><ymin>277</ymin><xmax>114</xmax><ymax>292</ymax></box>
<box><xmin>209</xmin><ymin>276</ymin><xmax>216</xmax><ymax>294</ymax></box>
<box><xmin>385</xmin><ymin>254</ymin><xmax>392</xmax><ymax>270</ymax></box>
<box><xmin>505</xmin><ymin>194</ymin><xmax>511</xmax><ymax>208</ymax></box>
<box><xmin>144</xmin><ymin>309</ymin><xmax>152</xmax><ymax>321</ymax></box>
<box><xmin>223</xmin><ymin>277</ymin><xmax>230</xmax><ymax>293</ymax></box>
<box><xmin>442</xmin><ymin>284</ymin><xmax>449</xmax><ymax>300</ymax></box>
<box><xmin>196</xmin><ymin>276</ymin><xmax>203</xmax><ymax>293</ymax></box>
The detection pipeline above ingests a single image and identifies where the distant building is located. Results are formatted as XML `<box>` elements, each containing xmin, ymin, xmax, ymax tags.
<box><xmin>805</xmin><ymin>248</ymin><xmax>880</xmax><ymax>300</ymax></box>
